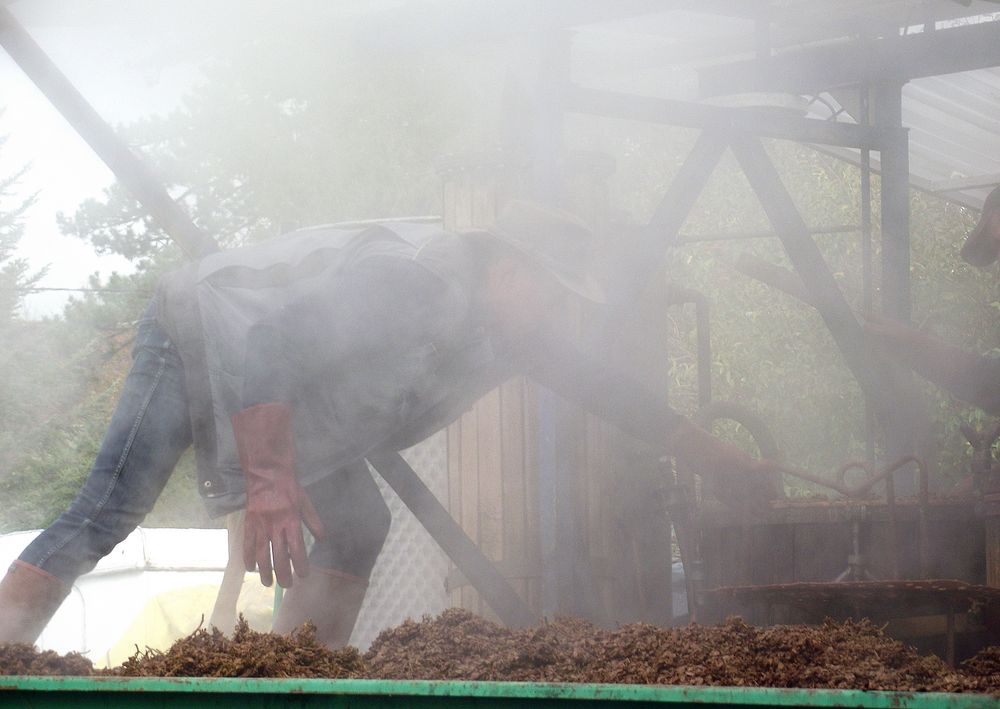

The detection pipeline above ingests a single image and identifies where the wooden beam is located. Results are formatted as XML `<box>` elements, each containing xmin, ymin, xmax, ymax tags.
<box><xmin>699</xmin><ymin>19</ymin><xmax>1000</xmax><ymax>97</ymax></box>
<box><xmin>354</xmin><ymin>0</ymin><xmax>673</xmax><ymax>51</ymax></box>
<box><xmin>0</xmin><ymin>7</ymin><xmax>217</xmax><ymax>258</ymax></box>
<box><xmin>565</xmin><ymin>84</ymin><xmax>897</xmax><ymax>149</ymax></box>
<box><xmin>597</xmin><ymin>132</ymin><xmax>726</xmax><ymax>341</ymax></box>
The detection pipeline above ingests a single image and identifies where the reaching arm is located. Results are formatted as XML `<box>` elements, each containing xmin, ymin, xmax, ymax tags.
<box><xmin>515</xmin><ymin>333</ymin><xmax>771</xmax><ymax>493</ymax></box>
<box><xmin>865</xmin><ymin>315</ymin><xmax>1000</xmax><ymax>415</ymax></box>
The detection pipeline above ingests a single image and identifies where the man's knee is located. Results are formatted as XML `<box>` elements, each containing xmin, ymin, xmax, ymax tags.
<box><xmin>308</xmin><ymin>483</ymin><xmax>392</xmax><ymax>579</ymax></box>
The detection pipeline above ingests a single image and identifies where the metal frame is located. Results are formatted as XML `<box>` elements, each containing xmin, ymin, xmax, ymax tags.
<box><xmin>0</xmin><ymin>7</ymin><xmax>217</xmax><ymax>258</ymax></box>
<box><xmin>698</xmin><ymin>20</ymin><xmax>1000</xmax><ymax>97</ymax></box>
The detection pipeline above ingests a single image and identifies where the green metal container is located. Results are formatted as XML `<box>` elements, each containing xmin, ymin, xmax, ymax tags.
<box><xmin>1</xmin><ymin>677</ymin><xmax>995</xmax><ymax>708</ymax></box>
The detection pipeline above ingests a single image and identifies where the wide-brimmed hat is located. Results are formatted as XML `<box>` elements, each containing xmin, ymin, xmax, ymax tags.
<box><xmin>961</xmin><ymin>185</ymin><xmax>1000</xmax><ymax>267</ymax></box>
<box><xmin>461</xmin><ymin>200</ymin><xmax>606</xmax><ymax>304</ymax></box>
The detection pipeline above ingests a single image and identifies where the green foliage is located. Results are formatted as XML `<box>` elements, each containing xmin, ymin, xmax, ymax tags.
<box><xmin>56</xmin><ymin>32</ymin><xmax>475</xmax><ymax>267</ymax></box>
<box><xmin>0</xmin><ymin>166</ymin><xmax>42</xmax><ymax>320</ymax></box>
<box><xmin>0</xmin><ymin>317</ymin><xmax>215</xmax><ymax>532</ymax></box>
<box><xmin>0</xmin><ymin>132</ymin><xmax>82</xmax><ymax>526</ymax></box>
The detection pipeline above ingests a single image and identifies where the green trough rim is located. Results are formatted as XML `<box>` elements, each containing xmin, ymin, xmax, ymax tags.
<box><xmin>1</xmin><ymin>677</ymin><xmax>996</xmax><ymax>707</ymax></box>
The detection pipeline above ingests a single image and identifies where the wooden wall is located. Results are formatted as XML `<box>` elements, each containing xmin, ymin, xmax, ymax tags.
<box><xmin>438</xmin><ymin>151</ymin><xmax>676</xmax><ymax>625</ymax></box>
<box><xmin>440</xmin><ymin>154</ymin><xmax>541</xmax><ymax>621</ymax></box>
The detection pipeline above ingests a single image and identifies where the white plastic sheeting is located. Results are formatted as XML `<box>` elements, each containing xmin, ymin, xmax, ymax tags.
<box><xmin>0</xmin><ymin>527</ymin><xmax>228</xmax><ymax>666</ymax></box>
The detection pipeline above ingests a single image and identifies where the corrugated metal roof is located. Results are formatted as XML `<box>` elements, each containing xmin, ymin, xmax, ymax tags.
<box><xmin>901</xmin><ymin>69</ymin><xmax>1000</xmax><ymax>208</ymax></box>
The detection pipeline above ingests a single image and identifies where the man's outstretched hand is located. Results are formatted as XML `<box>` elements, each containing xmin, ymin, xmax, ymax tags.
<box><xmin>231</xmin><ymin>403</ymin><xmax>326</xmax><ymax>588</ymax></box>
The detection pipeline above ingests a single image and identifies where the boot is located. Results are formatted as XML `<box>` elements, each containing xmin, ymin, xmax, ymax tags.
<box><xmin>0</xmin><ymin>561</ymin><xmax>71</xmax><ymax>645</ymax></box>
<box><xmin>271</xmin><ymin>567</ymin><xmax>368</xmax><ymax>648</ymax></box>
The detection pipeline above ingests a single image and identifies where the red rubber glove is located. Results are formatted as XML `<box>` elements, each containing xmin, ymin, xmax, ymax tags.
<box><xmin>231</xmin><ymin>403</ymin><xmax>325</xmax><ymax>588</ymax></box>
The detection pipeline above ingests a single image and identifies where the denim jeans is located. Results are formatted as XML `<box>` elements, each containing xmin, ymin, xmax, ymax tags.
<box><xmin>18</xmin><ymin>303</ymin><xmax>393</xmax><ymax>584</ymax></box>
<box><xmin>18</xmin><ymin>302</ymin><xmax>193</xmax><ymax>583</ymax></box>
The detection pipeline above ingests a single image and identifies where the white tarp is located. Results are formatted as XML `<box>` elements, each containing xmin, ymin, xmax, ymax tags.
<box><xmin>0</xmin><ymin>527</ymin><xmax>274</xmax><ymax>667</ymax></box>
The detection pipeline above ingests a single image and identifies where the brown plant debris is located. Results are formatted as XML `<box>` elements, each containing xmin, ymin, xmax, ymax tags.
<box><xmin>0</xmin><ymin>642</ymin><xmax>94</xmax><ymax>676</ymax></box>
<box><xmin>962</xmin><ymin>646</ymin><xmax>1000</xmax><ymax>681</ymax></box>
<box><xmin>1</xmin><ymin>609</ymin><xmax>999</xmax><ymax>692</ymax></box>
<box><xmin>363</xmin><ymin>609</ymin><xmax>996</xmax><ymax>693</ymax></box>
<box><xmin>108</xmin><ymin>616</ymin><xmax>367</xmax><ymax>678</ymax></box>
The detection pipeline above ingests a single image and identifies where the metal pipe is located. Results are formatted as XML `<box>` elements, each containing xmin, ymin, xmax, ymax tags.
<box><xmin>773</xmin><ymin>456</ymin><xmax>922</xmax><ymax>499</ymax></box>
<box><xmin>884</xmin><ymin>466</ymin><xmax>900</xmax><ymax>580</ymax></box>
<box><xmin>0</xmin><ymin>7</ymin><xmax>217</xmax><ymax>259</ymax></box>
<box><xmin>919</xmin><ymin>458</ymin><xmax>931</xmax><ymax>578</ymax></box>
<box><xmin>666</xmin><ymin>287</ymin><xmax>711</xmax><ymax>409</ymax></box>
<box><xmin>876</xmin><ymin>82</ymin><xmax>911</xmax><ymax>323</ymax></box>
<box><xmin>860</xmin><ymin>84</ymin><xmax>876</xmax><ymax>465</ymax></box>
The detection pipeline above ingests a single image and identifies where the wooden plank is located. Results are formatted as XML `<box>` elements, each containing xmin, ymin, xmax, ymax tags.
<box><xmin>522</xmin><ymin>379</ymin><xmax>542</xmax><ymax>613</ymax></box>
<box><xmin>460</xmin><ymin>405</ymin><xmax>480</xmax><ymax>612</ymax></box>
<box><xmin>442</xmin><ymin>165</ymin><xmax>460</xmax><ymax>610</ymax></box>
<box><xmin>751</xmin><ymin>524</ymin><xmax>795</xmax><ymax>625</ymax></box>
<box><xmin>476</xmin><ymin>388</ymin><xmax>504</xmax><ymax>623</ymax></box>
<box><xmin>472</xmin><ymin>172</ymin><xmax>495</xmax><ymax>226</ymax></box>
<box><xmin>985</xmin><ymin>517</ymin><xmax>1000</xmax><ymax>587</ymax></box>
<box><xmin>442</xmin><ymin>178</ymin><xmax>457</xmax><ymax>230</ymax></box>
<box><xmin>447</xmin><ymin>420</ymin><xmax>463</xmax><ymax>609</ymax></box>
<box><xmin>452</xmin><ymin>171</ymin><xmax>473</xmax><ymax>230</ymax></box>
<box><xmin>793</xmin><ymin>523</ymin><xmax>850</xmax><ymax>582</ymax></box>
<box><xmin>720</xmin><ymin>527</ymin><xmax>751</xmax><ymax>587</ymax></box>
<box><xmin>985</xmin><ymin>517</ymin><xmax>1000</xmax><ymax>588</ymax></box>
<box><xmin>500</xmin><ymin>378</ymin><xmax>528</xmax><ymax>602</ymax></box>
<box><xmin>583</xmin><ymin>417</ymin><xmax>607</xmax><ymax>569</ymax></box>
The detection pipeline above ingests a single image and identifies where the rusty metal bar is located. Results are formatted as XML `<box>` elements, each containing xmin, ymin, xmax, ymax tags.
<box><xmin>919</xmin><ymin>459</ymin><xmax>931</xmax><ymax>578</ymax></box>
<box><xmin>0</xmin><ymin>7</ymin><xmax>217</xmax><ymax>259</ymax></box>
<box><xmin>852</xmin><ymin>457</ymin><xmax>923</xmax><ymax>498</ymax></box>
<box><xmin>773</xmin><ymin>456</ymin><xmax>923</xmax><ymax>500</ymax></box>
<box><xmin>876</xmin><ymin>83</ymin><xmax>911</xmax><ymax>323</ymax></box>
<box><xmin>884</xmin><ymin>467</ymin><xmax>900</xmax><ymax>580</ymax></box>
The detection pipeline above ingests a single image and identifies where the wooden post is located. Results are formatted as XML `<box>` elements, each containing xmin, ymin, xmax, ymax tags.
<box><xmin>439</xmin><ymin>152</ymin><xmax>539</xmax><ymax>619</ymax></box>
<box><xmin>437</xmin><ymin>149</ymin><xmax>617</xmax><ymax>621</ymax></box>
